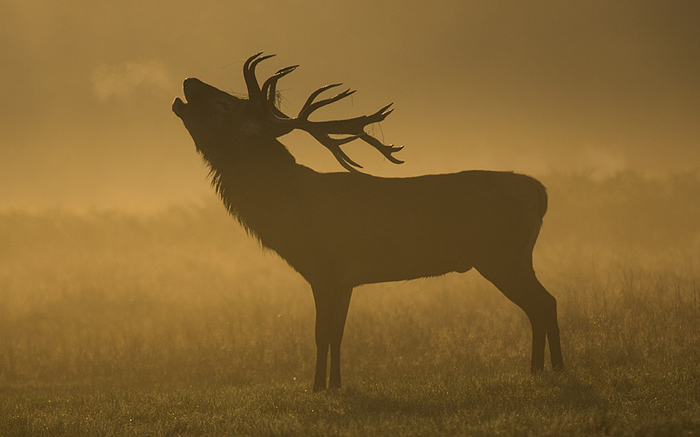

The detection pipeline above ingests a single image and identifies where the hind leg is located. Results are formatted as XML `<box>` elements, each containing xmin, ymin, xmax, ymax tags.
<box><xmin>522</xmin><ymin>275</ymin><xmax>562</xmax><ymax>371</ymax></box>
<box><xmin>546</xmin><ymin>286</ymin><xmax>563</xmax><ymax>370</ymax></box>
<box><xmin>476</xmin><ymin>261</ymin><xmax>562</xmax><ymax>372</ymax></box>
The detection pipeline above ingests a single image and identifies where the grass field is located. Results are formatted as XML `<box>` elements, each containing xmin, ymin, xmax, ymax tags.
<box><xmin>1</xmin><ymin>175</ymin><xmax>700</xmax><ymax>436</ymax></box>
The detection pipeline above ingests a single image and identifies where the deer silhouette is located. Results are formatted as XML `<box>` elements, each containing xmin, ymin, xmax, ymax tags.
<box><xmin>173</xmin><ymin>52</ymin><xmax>563</xmax><ymax>391</ymax></box>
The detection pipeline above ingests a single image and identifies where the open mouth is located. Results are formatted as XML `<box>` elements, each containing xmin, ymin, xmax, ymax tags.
<box><xmin>173</xmin><ymin>79</ymin><xmax>194</xmax><ymax>117</ymax></box>
<box><xmin>172</xmin><ymin>96</ymin><xmax>187</xmax><ymax>117</ymax></box>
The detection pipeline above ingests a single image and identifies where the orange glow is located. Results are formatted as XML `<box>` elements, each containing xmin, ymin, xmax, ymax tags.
<box><xmin>1</xmin><ymin>1</ymin><xmax>699</xmax><ymax>212</ymax></box>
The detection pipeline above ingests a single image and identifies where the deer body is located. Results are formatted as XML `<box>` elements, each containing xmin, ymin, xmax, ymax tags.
<box><xmin>173</xmin><ymin>54</ymin><xmax>563</xmax><ymax>391</ymax></box>
<box><xmin>219</xmin><ymin>154</ymin><xmax>546</xmax><ymax>287</ymax></box>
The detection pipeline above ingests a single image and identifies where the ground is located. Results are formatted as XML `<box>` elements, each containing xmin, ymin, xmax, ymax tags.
<box><xmin>1</xmin><ymin>180</ymin><xmax>699</xmax><ymax>435</ymax></box>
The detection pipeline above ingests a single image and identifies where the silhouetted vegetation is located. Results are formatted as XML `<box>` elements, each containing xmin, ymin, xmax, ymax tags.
<box><xmin>1</xmin><ymin>172</ymin><xmax>699</xmax><ymax>434</ymax></box>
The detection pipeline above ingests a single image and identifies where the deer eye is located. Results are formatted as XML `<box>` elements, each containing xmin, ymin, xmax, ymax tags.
<box><xmin>217</xmin><ymin>100</ymin><xmax>231</xmax><ymax>112</ymax></box>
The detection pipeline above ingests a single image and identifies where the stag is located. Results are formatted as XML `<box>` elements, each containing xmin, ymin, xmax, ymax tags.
<box><xmin>172</xmin><ymin>53</ymin><xmax>563</xmax><ymax>391</ymax></box>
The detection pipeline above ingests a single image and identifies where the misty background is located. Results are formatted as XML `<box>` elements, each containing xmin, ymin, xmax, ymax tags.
<box><xmin>2</xmin><ymin>0</ymin><xmax>699</xmax><ymax>212</ymax></box>
<box><xmin>2</xmin><ymin>4</ymin><xmax>700</xmax><ymax>432</ymax></box>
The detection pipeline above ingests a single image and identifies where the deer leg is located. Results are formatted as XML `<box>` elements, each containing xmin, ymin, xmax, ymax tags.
<box><xmin>329</xmin><ymin>287</ymin><xmax>353</xmax><ymax>390</ymax></box>
<box><xmin>526</xmin><ymin>275</ymin><xmax>564</xmax><ymax>370</ymax></box>
<box><xmin>312</xmin><ymin>288</ymin><xmax>333</xmax><ymax>392</ymax></box>
<box><xmin>527</xmin><ymin>307</ymin><xmax>547</xmax><ymax>373</ymax></box>
<box><xmin>549</xmin><ymin>318</ymin><xmax>563</xmax><ymax>370</ymax></box>
<box><xmin>539</xmin><ymin>281</ymin><xmax>563</xmax><ymax>370</ymax></box>
<box><xmin>519</xmin><ymin>277</ymin><xmax>563</xmax><ymax>372</ymax></box>
<box><xmin>476</xmin><ymin>263</ymin><xmax>559</xmax><ymax>373</ymax></box>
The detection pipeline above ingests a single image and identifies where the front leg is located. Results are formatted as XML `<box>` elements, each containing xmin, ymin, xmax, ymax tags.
<box><xmin>313</xmin><ymin>333</ymin><xmax>330</xmax><ymax>391</ymax></box>
<box><xmin>313</xmin><ymin>288</ymin><xmax>332</xmax><ymax>392</ymax></box>
<box><xmin>312</xmin><ymin>284</ymin><xmax>353</xmax><ymax>391</ymax></box>
<box><xmin>329</xmin><ymin>287</ymin><xmax>353</xmax><ymax>389</ymax></box>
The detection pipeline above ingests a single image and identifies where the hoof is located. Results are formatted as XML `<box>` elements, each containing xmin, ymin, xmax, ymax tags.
<box><xmin>530</xmin><ymin>365</ymin><xmax>545</xmax><ymax>375</ymax></box>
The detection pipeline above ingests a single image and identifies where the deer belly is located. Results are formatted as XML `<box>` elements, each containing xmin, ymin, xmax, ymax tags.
<box><xmin>350</xmin><ymin>245</ymin><xmax>474</xmax><ymax>285</ymax></box>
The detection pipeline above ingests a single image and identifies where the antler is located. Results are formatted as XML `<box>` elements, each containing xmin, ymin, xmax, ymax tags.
<box><xmin>244</xmin><ymin>52</ymin><xmax>277</xmax><ymax>103</ymax></box>
<box><xmin>242</xmin><ymin>52</ymin><xmax>403</xmax><ymax>173</ymax></box>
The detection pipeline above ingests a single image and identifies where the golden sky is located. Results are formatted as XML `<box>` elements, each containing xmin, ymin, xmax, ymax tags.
<box><xmin>1</xmin><ymin>0</ymin><xmax>699</xmax><ymax>211</ymax></box>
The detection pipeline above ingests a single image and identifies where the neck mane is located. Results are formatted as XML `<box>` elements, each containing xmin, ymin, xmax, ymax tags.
<box><xmin>203</xmin><ymin>136</ymin><xmax>304</xmax><ymax>244</ymax></box>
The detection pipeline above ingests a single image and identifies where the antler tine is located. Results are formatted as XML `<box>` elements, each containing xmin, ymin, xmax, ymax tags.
<box><xmin>372</xmin><ymin>103</ymin><xmax>395</xmax><ymax>121</ymax></box>
<box><xmin>300</xmin><ymin>84</ymin><xmax>343</xmax><ymax>115</ymax></box>
<box><xmin>261</xmin><ymin>65</ymin><xmax>298</xmax><ymax>120</ymax></box>
<box><xmin>302</xmin><ymin>103</ymin><xmax>393</xmax><ymax>135</ymax></box>
<box><xmin>359</xmin><ymin>133</ymin><xmax>405</xmax><ymax>164</ymax></box>
<box><xmin>357</xmin><ymin>105</ymin><xmax>404</xmax><ymax>164</ymax></box>
<box><xmin>243</xmin><ymin>52</ymin><xmax>264</xmax><ymax>71</ymax></box>
<box><xmin>244</xmin><ymin>52</ymin><xmax>276</xmax><ymax>101</ymax></box>
<box><xmin>303</xmin><ymin>100</ymin><xmax>403</xmax><ymax>168</ymax></box>
<box><xmin>296</xmin><ymin>97</ymin><xmax>402</xmax><ymax>171</ymax></box>
<box><xmin>243</xmin><ymin>52</ymin><xmax>263</xmax><ymax>96</ymax></box>
<box><xmin>307</xmin><ymin>132</ymin><xmax>365</xmax><ymax>172</ymax></box>
<box><xmin>328</xmin><ymin>149</ymin><xmax>364</xmax><ymax>173</ymax></box>
<box><xmin>299</xmin><ymin>88</ymin><xmax>356</xmax><ymax>121</ymax></box>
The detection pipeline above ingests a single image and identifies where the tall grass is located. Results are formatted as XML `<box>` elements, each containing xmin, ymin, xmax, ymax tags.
<box><xmin>1</xmin><ymin>173</ymin><xmax>699</xmax><ymax>435</ymax></box>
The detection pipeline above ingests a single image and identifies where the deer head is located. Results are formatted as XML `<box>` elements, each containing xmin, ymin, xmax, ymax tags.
<box><xmin>172</xmin><ymin>52</ymin><xmax>403</xmax><ymax>173</ymax></box>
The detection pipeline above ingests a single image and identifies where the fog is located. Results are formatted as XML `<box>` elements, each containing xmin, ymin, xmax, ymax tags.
<box><xmin>3</xmin><ymin>4</ymin><xmax>700</xmax><ymax>431</ymax></box>
<box><xmin>2</xmin><ymin>0</ymin><xmax>699</xmax><ymax>211</ymax></box>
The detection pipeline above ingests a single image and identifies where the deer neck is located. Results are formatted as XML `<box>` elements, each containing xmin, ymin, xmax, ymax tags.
<box><xmin>205</xmin><ymin>136</ymin><xmax>306</xmax><ymax>244</ymax></box>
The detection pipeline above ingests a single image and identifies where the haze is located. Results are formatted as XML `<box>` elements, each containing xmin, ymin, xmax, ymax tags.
<box><xmin>2</xmin><ymin>0</ymin><xmax>699</xmax><ymax>212</ymax></box>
